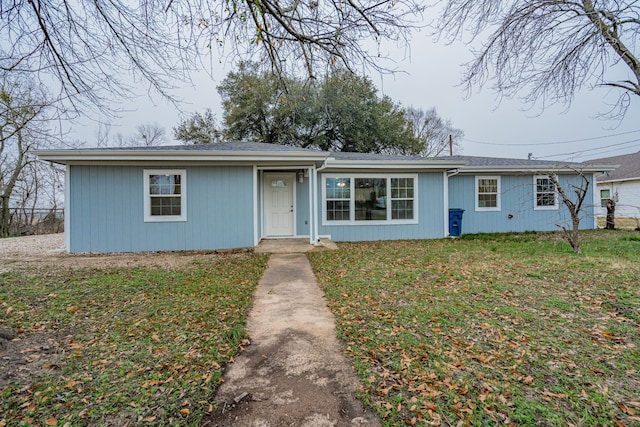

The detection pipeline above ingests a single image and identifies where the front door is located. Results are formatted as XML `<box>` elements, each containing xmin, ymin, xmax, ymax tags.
<box><xmin>264</xmin><ymin>173</ymin><xmax>295</xmax><ymax>236</ymax></box>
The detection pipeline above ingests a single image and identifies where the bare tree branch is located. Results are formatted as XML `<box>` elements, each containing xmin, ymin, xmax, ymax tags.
<box><xmin>434</xmin><ymin>0</ymin><xmax>640</xmax><ymax>118</ymax></box>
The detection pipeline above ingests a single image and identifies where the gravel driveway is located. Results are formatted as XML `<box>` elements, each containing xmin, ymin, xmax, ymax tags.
<box><xmin>0</xmin><ymin>233</ymin><xmax>65</xmax><ymax>257</ymax></box>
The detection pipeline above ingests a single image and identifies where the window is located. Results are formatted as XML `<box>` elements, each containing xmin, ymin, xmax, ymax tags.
<box><xmin>600</xmin><ymin>189</ymin><xmax>611</xmax><ymax>208</ymax></box>
<box><xmin>534</xmin><ymin>175</ymin><xmax>558</xmax><ymax>210</ymax></box>
<box><xmin>325</xmin><ymin>177</ymin><xmax>351</xmax><ymax>221</ymax></box>
<box><xmin>475</xmin><ymin>176</ymin><xmax>500</xmax><ymax>211</ymax></box>
<box><xmin>144</xmin><ymin>170</ymin><xmax>186</xmax><ymax>222</ymax></box>
<box><xmin>323</xmin><ymin>174</ymin><xmax>417</xmax><ymax>224</ymax></box>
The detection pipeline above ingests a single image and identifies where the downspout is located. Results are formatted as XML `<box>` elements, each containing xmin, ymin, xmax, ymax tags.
<box><xmin>313</xmin><ymin>158</ymin><xmax>329</xmax><ymax>245</ymax></box>
<box><xmin>444</xmin><ymin>169</ymin><xmax>460</xmax><ymax>237</ymax></box>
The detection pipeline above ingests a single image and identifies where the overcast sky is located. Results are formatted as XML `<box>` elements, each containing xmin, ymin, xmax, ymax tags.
<box><xmin>71</xmin><ymin>31</ymin><xmax>640</xmax><ymax>163</ymax></box>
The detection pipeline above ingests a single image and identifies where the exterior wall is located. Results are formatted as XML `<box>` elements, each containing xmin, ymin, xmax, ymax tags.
<box><xmin>448</xmin><ymin>173</ymin><xmax>596</xmax><ymax>234</ymax></box>
<box><xmin>296</xmin><ymin>176</ymin><xmax>311</xmax><ymax>236</ymax></box>
<box><xmin>596</xmin><ymin>180</ymin><xmax>640</xmax><ymax>218</ymax></box>
<box><xmin>317</xmin><ymin>172</ymin><xmax>445</xmax><ymax>242</ymax></box>
<box><xmin>68</xmin><ymin>165</ymin><xmax>254</xmax><ymax>253</ymax></box>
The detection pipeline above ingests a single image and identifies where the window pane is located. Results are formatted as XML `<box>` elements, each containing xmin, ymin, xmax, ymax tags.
<box><xmin>478</xmin><ymin>194</ymin><xmax>497</xmax><ymax>208</ymax></box>
<box><xmin>478</xmin><ymin>179</ymin><xmax>497</xmax><ymax>193</ymax></box>
<box><xmin>600</xmin><ymin>189</ymin><xmax>611</xmax><ymax>207</ymax></box>
<box><xmin>392</xmin><ymin>200</ymin><xmax>414</xmax><ymax>220</ymax></box>
<box><xmin>150</xmin><ymin>174</ymin><xmax>181</xmax><ymax>195</ymax></box>
<box><xmin>326</xmin><ymin>178</ymin><xmax>350</xmax><ymax>199</ymax></box>
<box><xmin>326</xmin><ymin>200</ymin><xmax>350</xmax><ymax>221</ymax></box>
<box><xmin>151</xmin><ymin>196</ymin><xmax>181</xmax><ymax>216</ymax></box>
<box><xmin>536</xmin><ymin>178</ymin><xmax>554</xmax><ymax>193</ymax></box>
<box><xmin>355</xmin><ymin>178</ymin><xmax>386</xmax><ymax>221</ymax></box>
<box><xmin>537</xmin><ymin>193</ymin><xmax>555</xmax><ymax>206</ymax></box>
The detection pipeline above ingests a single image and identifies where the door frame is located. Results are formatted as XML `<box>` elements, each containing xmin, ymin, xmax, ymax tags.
<box><xmin>262</xmin><ymin>172</ymin><xmax>296</xmax><ymax>237</ymax></box>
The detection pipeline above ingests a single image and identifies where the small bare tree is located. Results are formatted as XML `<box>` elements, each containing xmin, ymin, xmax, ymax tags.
<box><xmin>403</xmin><ymin>107</ymin><xmax>464</xmax><ymax>156</ymax></box>
<box><xmin>435</xmin><ymin>0</ymin><xmax>640</xmax><ymax>118</ymax></box>
<box><xmin>0</xmin><ymin>74</ymin><xmax>56</xmax><ymax>237</ymax></box>
<box><xmin>134</xmin><ymin>123</ymin><xmax>167</xmax><ymax>147</ymax></box>
<box><xmin>548</xmin><ymin>172</ymin><xmax>590</xmax><ymax>255</ymax></box>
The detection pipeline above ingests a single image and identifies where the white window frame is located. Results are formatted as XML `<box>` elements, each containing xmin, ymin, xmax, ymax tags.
<box><xmin>144</xmin><ymin>169</ymin><xmax>187</xmax><ymax>222</ymax></box>
<box><xmin>322</xmin><ymin>173</ymin><xmax>418</xmax><ymax>225</ymax></box>
<box><xmin>475</xmin><ymin>176</ymin><xmax>501</xmax><ymax>211</ymax></box>
<box><xmin>600</xmin><ymin>188</ymin><xmax>611</xmax><ymax>208</ymax></box>
<box><xmin>533</xmin><ymin>175</ymin><xmax>558</xmax><ymax>211</ymax></box>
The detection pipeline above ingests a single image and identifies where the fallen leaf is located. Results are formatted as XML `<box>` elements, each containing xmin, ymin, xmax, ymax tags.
<box><xmin>179</xmin><ymin>408</ymin><xmax>190</xmax><ymax>415</ymax></box>
<box><xmin>143</xmin><ymin>416</ymin><xmax>156</xmax><ymax>422</ymax></box>
<box><xmin>45</xmin><ymin>418</ymin><xmax>57</xmax><ymax>426</ymax></box>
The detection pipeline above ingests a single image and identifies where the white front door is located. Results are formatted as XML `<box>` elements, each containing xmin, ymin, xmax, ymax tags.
<box><xmin>264</xmin><ymin>173</ymin><xmax>295</xmax><ymax>236</ymax></box>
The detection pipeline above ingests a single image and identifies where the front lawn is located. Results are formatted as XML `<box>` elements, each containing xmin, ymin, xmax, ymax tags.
<box><xmin>0</xmin><ymin>253</ymin><xmax>268</xmax><ymax>426</ymax></box>
<box><xmin>309</xmin><ymin>230</ymin><xmax>640</xmax><ymax>426</ymax></box>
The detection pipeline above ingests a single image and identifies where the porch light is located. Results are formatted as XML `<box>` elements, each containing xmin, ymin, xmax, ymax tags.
<box><xmin>297</xmin><ymin>169</ymin><xmax>304</xmax><ymax>183</ymax></box>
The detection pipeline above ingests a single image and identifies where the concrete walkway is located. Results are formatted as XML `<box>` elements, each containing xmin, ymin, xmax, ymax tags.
<box><xmin>207</xmin><ymin>253</ymin><xmax>381</xmax><ymax>426</ymax></box>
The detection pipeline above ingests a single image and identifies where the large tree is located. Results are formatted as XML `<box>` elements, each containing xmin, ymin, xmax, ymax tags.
<box><xmin>435</xmin><ymin>0</ymin><xmax>640</xmax><ymax>117</ymax></box>
<box><xmin>174</xmin><ymin>109</ymin><xmax>221</xmax><ymax>144</ymax></box>
<box><xmin>1</xmin><ymin>0</ymin><xmax>423</xmax><ymax>113</ymax></box>
<box><xmin>217</xmin><ymin>65</ymin><xmax>431</xmax><ymax>154</ymax></box>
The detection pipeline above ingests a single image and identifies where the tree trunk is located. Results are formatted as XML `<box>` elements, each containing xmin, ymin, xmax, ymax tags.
<box><xmin>605</xmin><ymin>198</ymin><xmax>616</xmax><ymax>230</ymax></box>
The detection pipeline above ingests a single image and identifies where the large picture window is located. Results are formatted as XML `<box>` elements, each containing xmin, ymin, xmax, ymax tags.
<box><xmin>144</xmin><ymin>170</ymin><xmax>187</xmax><ymax>222</ymax></box>
<box><xmin>534</xmin><ymin>175</ymin><xmax>558</xmax><ymax>210</ymax></box>
<box><xmin>323</xmin><ymin>174</ymin><xmax>417</xmax><ymax>224</ymax></box>
<box><xmin>475</xmin><ymin>176</ymin><xmax>500</xmax><ymax>211</ymax></box>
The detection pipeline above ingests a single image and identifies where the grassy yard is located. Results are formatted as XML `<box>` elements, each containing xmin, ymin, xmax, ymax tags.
<box><xmin>309</xmin><ymin>230</ymin><xmax>640</xmax><ymax>426</ymax></box>
<box><xmin>0</xmin><ymin>253</ymin><xmax>268</xmax><ymax>426</ymax></box>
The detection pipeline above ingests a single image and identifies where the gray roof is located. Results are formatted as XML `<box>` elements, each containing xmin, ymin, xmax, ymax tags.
<box><xmin>587</xmin><ymin>151</ymin><xmax>640</xmax><ymax>181</ymax></box>
<box><xmin>74</xmin><ymin>141</ymin><xmax>323</xmax><ymax>153</ymax></box>
<box><xmin>435</xmin><ymin>155</ymin><xmax>585</xmax><ymax>168</ymax></box>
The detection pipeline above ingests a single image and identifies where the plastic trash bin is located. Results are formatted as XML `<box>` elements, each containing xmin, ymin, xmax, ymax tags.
<box><xmin>449</xmin><ymin>208</ymin><xmax>465</xmax><ymax>237</ymax></box>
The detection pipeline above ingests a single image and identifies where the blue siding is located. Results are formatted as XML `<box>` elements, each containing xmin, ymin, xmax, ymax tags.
<box><xmin>318</xmin><ymin>172</ymin><xmax>445</xmax><ymax>242</ymax></box>
<box><xmin>296</xmin><ymin>177</ymin><xmax>311</xmax><ymax>236</ymax></box>
<box><xmin>448</xmin><ymin>174</ymin><xmax>596</xmax><ymax>234</ymax></box>
<box><xmin>69</xmin><ymin>165</ymin><xmax>254</xmax><ymax>253</ymax></box>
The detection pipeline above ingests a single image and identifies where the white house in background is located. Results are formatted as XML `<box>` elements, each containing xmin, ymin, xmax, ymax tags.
<box><xmin>589</xmin><ymin>151</ymin><xmax>640</xmax><ymax>219</ymax></box>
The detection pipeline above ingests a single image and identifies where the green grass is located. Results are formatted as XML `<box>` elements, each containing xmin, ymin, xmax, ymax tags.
<box><xmin>308</xmin><ymin>230</ymin><xmax>640</xmax><ymax>427</ymax></box>
<box><xmin>0</xmin><ymin>253</ymin><xmax>268</xmax><ymax>426</ymax></box>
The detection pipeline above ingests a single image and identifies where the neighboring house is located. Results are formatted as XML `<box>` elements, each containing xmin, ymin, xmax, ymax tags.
<box><xmin>587</xmin><ymin>151</ymin><xmax>640</xmax><ymax>219</ymax></box>
<box><xmin>36</xmin><ymin>142</ymin><xmax>613</xmax><ymax>253</ymax></box>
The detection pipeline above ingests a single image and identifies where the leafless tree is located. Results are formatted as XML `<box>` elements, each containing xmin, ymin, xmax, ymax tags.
<box><xmin>134</xmin><ymin>123</ymin><xmax>168</xmax><ymax>146</ymax></box>
<box><xmin>1</xmin><ymin>0</ymin><xmax>423</xmax><ymax>114</ymax></box>
<box><xmin>0</xmin><ymin>74</ymin><xmax>57</xmax><ymax>237</ymax></box>
<box><xmin>548</xmin><ymin>171</ymin><xmax>590</xmax><ymax>255</ymax></box>
<box><xmin>403</xmin><ymin>107</ymin><xmax>464</xmax><ymax>156</ymax></box>
<box><xmin>434</xmin><ymin>1</ymin><xmax>640</xmax><ymax>118</ymax></box>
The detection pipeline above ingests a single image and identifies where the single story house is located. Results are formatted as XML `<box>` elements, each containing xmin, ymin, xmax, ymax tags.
<box><xmin>588</xmin><ymin>151</ymin><xmax>640</xmax><ymax>219</ymax></box>
<box><xmin>36</xmin><ymin>142</ymin><xmax>614</xmax><ymax>253</ymax></box>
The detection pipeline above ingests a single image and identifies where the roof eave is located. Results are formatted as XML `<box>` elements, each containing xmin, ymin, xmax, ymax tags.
<box><xmin>324</xmin><ymin>159</ymin><xmax>467</xmax><ymax>169</ymax></box>
<box><xmin>35</xmin><ymin>149</ymin><xmax>329</xmax><ymax>164</ymax></box>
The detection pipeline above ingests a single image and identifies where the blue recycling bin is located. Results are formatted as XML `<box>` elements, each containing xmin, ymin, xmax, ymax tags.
<box><xmin>449</xmin><ymin>208</ymin><xmax>465</xmax><ymax>237</ymax></box>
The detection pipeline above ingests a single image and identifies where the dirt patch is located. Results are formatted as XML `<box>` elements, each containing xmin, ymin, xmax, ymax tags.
<box><xmin>0</xmin><ymin>233</ymin><xmax>252</xmax><ymax>274</ymax></box>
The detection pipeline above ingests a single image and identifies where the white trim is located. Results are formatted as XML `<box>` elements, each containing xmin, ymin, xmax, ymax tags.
<box><xmin>443</xmin><ymin>171</ymin><xmax>449</xmax><ymax>237</ymax></box>
<box><xmin>533</xmin><ymin>175</ymin><xmax>559</xmax><ymax>211</ymax></box>
<box><xmin>253</xmin><ymin>165</ymin><xmax>259</xmax><ymax>246</ymax></box>
<box><xmin>593</xmin><ymin>175</ymin><xmax>601</xmax><ymax>229</ymax></box>
<box><xmin>308</xmin><ymin>166</ymin><xmax>315</xmax><ymax>244</ymax></box>
<box><xmin>475</xmin><ymin>175</ymin><xmax>501</xmax><ymax>211</ymax></box>
<box><xmin>321</xmin><ymin>173</ymin><xmax>419</xmax><ymax>226</ymax></box>
<box><xmin>143</xmin><ymin>169</ymin><xmax>187</xmax><ymax>222</ymax></box>
<box><xmin>64</xmin><ymin>165</ymin><xmax>70</xmax><ymax>252</ymax></box>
